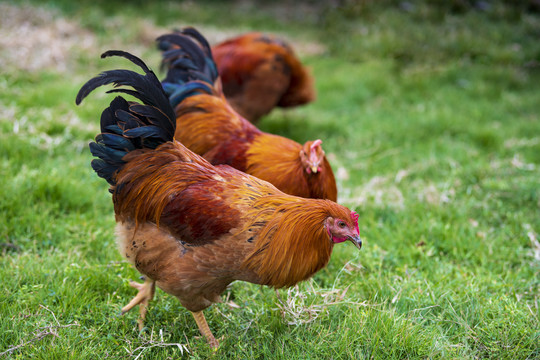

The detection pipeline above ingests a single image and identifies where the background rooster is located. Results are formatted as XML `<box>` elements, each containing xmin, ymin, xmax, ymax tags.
<box><xmin>76</xmin><ymin>50</ymin><xmax>361</xmax><ymax>348</ymax></box>
<box><xmin>159</xmin><ymin>29</ymin><xmax>337</xmax><ymax>201</ymax></box>
<box><xmin>212</xmin><ymin>32</ymin><xmax>316</xmax><ymax>122</ymax></box>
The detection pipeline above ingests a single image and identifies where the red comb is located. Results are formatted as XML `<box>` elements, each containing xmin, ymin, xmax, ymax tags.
<box><xmin>351</xmin><ymin>211</ymin><xmax>359</xmax><ymax>230</ymax></box>
<box><xmin>310</xmin><ymin>139</ymin><xmax>322</xmax><ymax>153</ymax></box>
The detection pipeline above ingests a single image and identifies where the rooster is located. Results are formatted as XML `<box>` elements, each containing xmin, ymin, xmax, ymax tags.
<box><xmin>76</xmin><ymin>50</ymin><xmax>362</xmax><ymax>349</ymax></box>
<box><xmin>159</xmin><ymin>29</ymin><xmax>337</xmax><ymax>201</ymax></box>
<box><xmin>211</xmin><ymin>32</ymin><xmax>316</xmax><ymax>122</ymax></box>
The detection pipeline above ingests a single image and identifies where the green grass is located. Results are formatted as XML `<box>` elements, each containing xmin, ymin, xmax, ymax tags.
<box><xmin>1</xmin><ymin>1</ymin><xmax>539</xmax><ymax>358</ymax></box>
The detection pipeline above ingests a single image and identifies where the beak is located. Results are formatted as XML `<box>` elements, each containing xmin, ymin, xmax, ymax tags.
<box><xmin>310</xmin><ymin>165</ymin><xmax>319</xmax><ymax>174</ymax></box>
<box><xmin>348</xmin><ymin>235</ymin><xmax>362</xmax><ymax>250</ymax></box>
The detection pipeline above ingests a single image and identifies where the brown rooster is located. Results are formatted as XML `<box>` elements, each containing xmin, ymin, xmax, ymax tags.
<box><xmin>76</xmin><ymin>50</ymin><xmax>362</xmax><ymax>349</ymax></box>
<box><xmin>159</xmin><ymin>29</ymin><xmax>337</xmax><ymax>201</ymax></box>
<box><xmin>212</xmin><ymin>32</ymin><xmax>316</xmax><ymax>123</ymax></box>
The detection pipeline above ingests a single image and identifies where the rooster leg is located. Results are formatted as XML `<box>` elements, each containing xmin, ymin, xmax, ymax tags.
<box><xmin>191</xmin><ymin>311</ymin><xmax>218</xmax><ymax>349</ymax></box>
<box><xmin>121</xmin><ymin>277</ymin><xmax>156</xmax><ymax>331</ymax></box>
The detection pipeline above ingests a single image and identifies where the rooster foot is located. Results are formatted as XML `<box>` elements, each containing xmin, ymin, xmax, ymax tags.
<box><xmin>192</xmin><ymin>310</ymin><xmax>219</xmax><ymax>349</ymax></box>
<box><xmin>121</xmin><ymin>277</ymin><xmax>156</xmax><ymax>331</ymax></box>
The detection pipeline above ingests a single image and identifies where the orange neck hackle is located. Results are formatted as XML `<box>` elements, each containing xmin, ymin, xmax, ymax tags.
<box><xmin>245</xmin><ymin>135</ymin><xmax>337</xmax><ymax>201</ymax></box>
<box><xmin>243</xmin><ymin>198</ymin><xmax>353</xmax><ymax>288</ymax></box>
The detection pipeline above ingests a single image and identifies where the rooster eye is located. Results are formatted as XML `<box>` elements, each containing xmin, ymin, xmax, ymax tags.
<box><xmin>338</xmin><ymin>221</ymin><xmax>346</xmax><ymax>228</ymax></box>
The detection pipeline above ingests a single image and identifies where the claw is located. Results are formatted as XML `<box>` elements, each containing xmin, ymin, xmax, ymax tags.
<box><xmin>121</xmin><ymin>277</ymin><xmax>156</xmax><ymax>331</ymax></box>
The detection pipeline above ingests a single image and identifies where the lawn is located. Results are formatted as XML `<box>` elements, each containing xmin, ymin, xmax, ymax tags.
<box><xmin>0</xmin><ymin>1</ymin><xmax>539</xmax><ymax>359</ymax></box>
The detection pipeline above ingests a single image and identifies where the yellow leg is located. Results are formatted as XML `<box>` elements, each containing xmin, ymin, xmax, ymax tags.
<box><xmin>121</xmin><ymin>277</ymin><xmax>156</xmax><ymax>331</ymax></box>
<box><xmin>191</xmin><ymin>311</ymin><xmax>218</xmax><ymax>349</ymax></box>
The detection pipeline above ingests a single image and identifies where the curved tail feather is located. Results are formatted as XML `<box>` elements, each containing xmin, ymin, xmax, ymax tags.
<box><xmin>157</xmin><ymin>28</ymin><xmax>220</xmax><ymax>109</ymax></box>
<box><xmin>76</xmin><ymin>51</ymin><xmax>177</xmax><ymax>185</ymax></box>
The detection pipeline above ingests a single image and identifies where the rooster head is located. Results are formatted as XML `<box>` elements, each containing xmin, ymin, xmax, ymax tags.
<box><xmin>325</xmin><ymin>211</ymin><xmax>362</xmax><ymax>250</ymax></box>
<box><xmin>300</xmin><ymin>139</ymin><xmax>325</xmax><ymax>175</ymax></box>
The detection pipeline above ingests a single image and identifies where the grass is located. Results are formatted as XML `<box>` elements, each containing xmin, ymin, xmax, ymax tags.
<box><xmin>1</xmin><ymin>0</ymin><xmax>539</xmax><ymax>358</ymax></box>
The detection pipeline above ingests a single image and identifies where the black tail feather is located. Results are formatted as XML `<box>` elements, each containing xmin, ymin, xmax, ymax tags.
<box><xmin>76</xmin><ymin>50</ymin><xmax>175</xmax><ymax>136</ymax></box>
<box><xmin>101</xmin><ymin>50</ymin><xmax>152</xmax><ymax>73</ymax></box>
<box><xmin>77</xmin><ymin>51</ymin><xmax>178</xmax><ymax>185</ymax></box>
<box><xmin>158</xmin><ymin>33</ymin><xmax>208</xmax><ymax>75</ymax></box>
<box><xmin>99</xmin><ymin>97</ymin><xmax>128</xmax><ymax>134</ymax></box>
<box><xmin>181</xmin><ymin>27</ymin><xmax>213</xmax><ymax>54</ymax></box>
<box><xmin>157</xmin><ymin>28</ymin><xmax>219</xmax><ymax>109</ymax></box>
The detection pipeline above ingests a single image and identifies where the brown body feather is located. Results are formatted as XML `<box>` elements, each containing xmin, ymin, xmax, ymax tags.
<box><xmin>213</xmin><ymin>32</ymin><xmax>316</xmax><ymax>122</ymax></box>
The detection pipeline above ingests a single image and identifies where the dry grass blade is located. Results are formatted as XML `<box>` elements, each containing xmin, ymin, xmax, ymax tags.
<box><xmin>524</xmin><ymin>224</ymin><xmax>540</xmax><ymax>262</ymax></box>
<box><xmin>0</xmin><ymin>305</ymin><xmax>80</xmax><ymax>358</ymax></box>
<box><xmin>275</xmin><ymin>282</ymin><xmax>368</xmax><ymax>326</ymax></box>
<box><xmin>122</xmin><ymin>329</ymin><xmax>190</xmax><ymax>359</ymax></box>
